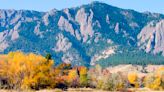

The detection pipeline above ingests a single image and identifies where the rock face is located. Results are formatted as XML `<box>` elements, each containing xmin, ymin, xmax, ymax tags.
<box><xmin>53</xmin><ymin>33</ymin><xmax>72</xmax><ymax>52</ymax></box>
<box><xmin>75</xmin><ymin>8</ymin><xmax>94</xmax><ymax>42</ymax></box>
<box><xmin>91</xmin><ymin>46</ymin><xmax>117</xmax><ymax>65</ymax></box>
<box><xmin>0</xmin><ymin>2</ymin><xmax>164</xmax><ymax>66</ymax></box>
<box><xmin>138</xmin><ymin>20</ymin><xmax>164</xmax><ymax>55</ymax></box>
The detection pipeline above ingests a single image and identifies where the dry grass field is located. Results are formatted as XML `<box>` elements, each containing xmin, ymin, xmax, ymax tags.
<box><xmin>0</xmin><ymin>88</ymin><xmax>163</xmax><ymax>92</ymax></box>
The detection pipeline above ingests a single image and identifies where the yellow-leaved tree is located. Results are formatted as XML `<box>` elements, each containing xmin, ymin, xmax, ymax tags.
<box><xmin>128</xmin><ymin>72</ymin><xmax>139</xmax><ymax>88</ymax></box>
<box><xmin>79</xmin><ymin>66</ymin><xmax>88</xmax><ymax>87</ymax></box>
<box><xmin>68</xmin><ymin>68</ymin><xmax>79</xmax><ymax>87</ymax></box>
<box><xmin>0</xmin><ymin>52</ymin><xmax>55</xmax><ymax>90</ymax></box>
<box><xmin>144</xmin><ymin>67</ymin><xmax>164</xmax><ymax>90</ymax></box>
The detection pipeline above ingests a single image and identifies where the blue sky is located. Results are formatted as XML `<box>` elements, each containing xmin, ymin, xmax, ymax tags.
<box><xmin>0</xmin><ymin>0</ymin><xmax>163</xmax><ymax>14</ymax></box>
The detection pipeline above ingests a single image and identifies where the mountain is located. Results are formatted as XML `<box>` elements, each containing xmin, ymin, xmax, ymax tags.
<box><xmin>0</xmin><ymin>1</ymin><xmax>164</xmax><ymax>67</ymax></box>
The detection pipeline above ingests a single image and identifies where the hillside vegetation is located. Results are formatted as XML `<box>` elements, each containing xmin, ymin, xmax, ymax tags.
<box><xmin>0</xmin><ymin>52</ymin><xmax>163</xmax><ymax>91</ymax></box>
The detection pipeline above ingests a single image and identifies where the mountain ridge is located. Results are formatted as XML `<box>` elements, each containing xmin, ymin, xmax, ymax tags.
<box><xmin>0</xmin><ymin>2</ymin><xmax>164</xmax><ymax>66</ymax></box>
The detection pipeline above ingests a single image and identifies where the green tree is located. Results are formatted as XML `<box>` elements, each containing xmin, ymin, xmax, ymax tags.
<box><xmin>45</xmin><ymin>53</ymin><xmax>52</xmax><ymax>61</ymax></box>
<box><xmin>79</xmin><ymin>66</ymin><xmax>88</xmax><ymax>87</ymax></box>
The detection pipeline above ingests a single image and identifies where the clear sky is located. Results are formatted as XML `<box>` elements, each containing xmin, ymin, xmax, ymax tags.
<box><xmin>0</xmin><ymin>0</ymin><xmax>163</xmax><ymax>14</ymax></box>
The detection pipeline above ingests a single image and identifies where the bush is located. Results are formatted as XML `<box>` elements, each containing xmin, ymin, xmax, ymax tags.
<box><xmin>144</xmin><ymin>67</ymin><xmax>164</xmax><ymax>90</ymax></box>
<box><xmin>97</xmin><ymin>73</ymin><xmax>127</xmax><ymax>91</ymax></box>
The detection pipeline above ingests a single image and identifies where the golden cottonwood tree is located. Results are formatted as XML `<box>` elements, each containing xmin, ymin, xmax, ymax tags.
<box><xmin>0</xmin><ymin>52</ymin><xmax>55</xmax><ymax>89</ymax></box>
<box><xmin>128</xmin><ymin>72</ymin><xmax>139</xmax><ymax>88</ymax></box>
<box><xmin>68</xmin><ymin>69</ymin><xmax>79</xmax><ymax>87</ymax></box>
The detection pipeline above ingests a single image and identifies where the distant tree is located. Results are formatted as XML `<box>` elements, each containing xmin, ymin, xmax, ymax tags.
<box><xmin>45</xmin><ymin>53</ymin><xmax>52</xmax><ymax>61</ymax></box>
<box><xmin>144</xmin><ymin>67</ymin><xmax>164</xmax><ymax>90</ymax></box>
<box><xmin>87</xmin><ymin>64</ymin><xmax>102</xmax><ymax>88</ymax></box>
<box><xmin>96</xmin><ymin>73</ymin><xmax>126</xmax><ymax>91</ymax></box>
<box><xmin>128</xmin><ymin>72</ymin><xmax>139</xmax><ymax>88</ymax></box>
<box><xmin>68</xmin><ymin>69</ymin><xmax>79</xmax><ymax>87</ymax></box>
<box><xmin>79</xmin><ymin>66</ymin><xmax>88</xmax><ymax>87</ymax></box>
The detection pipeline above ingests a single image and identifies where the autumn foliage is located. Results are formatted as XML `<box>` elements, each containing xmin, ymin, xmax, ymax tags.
<box><xmin>0</xmin><ymin>52</ymin><xmax>55</xmax><ymax>89</ymax></box>
<box><xmin>128</xmin><ymin>72</ymin><xmax>139</xmax><ymax>88</ymax></box>
<box><xmin>144</xmin><ymin>67</ymin><xmax>164</xmax><ymax>90</ymax></box>
<box><xmin>0</xmin><ymin>52</ymin><xmax>163</xmax><ymax>91</ymax></box>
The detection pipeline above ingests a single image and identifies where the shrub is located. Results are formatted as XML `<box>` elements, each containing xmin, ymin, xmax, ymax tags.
<box><xmin>144</xmin><ymin>67</ymin><xmax>164</xmax><ymax>90</ymax></box>
<box><xmin>96</xmin><ymin>73</ymin><xmax>127</xmax><ymax>91</ymax></box>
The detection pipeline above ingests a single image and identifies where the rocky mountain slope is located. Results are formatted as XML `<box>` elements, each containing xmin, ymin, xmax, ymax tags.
<box><xmin>0</xmin><ymin>2</ymin><xmax>164</xmax><ymax>66</ymax></box>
